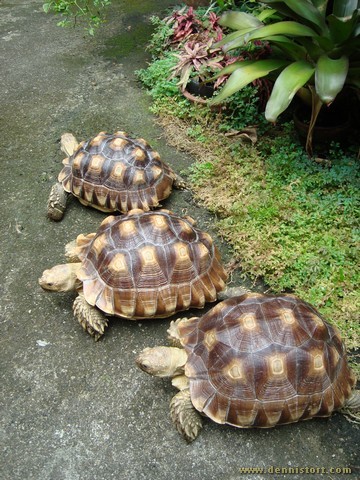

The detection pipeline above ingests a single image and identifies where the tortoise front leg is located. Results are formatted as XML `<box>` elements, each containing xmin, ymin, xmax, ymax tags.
<box><xmin>47</xmin><ymin>182</ymin><xmax>69</xmax><ymax>221</ymax></box>
<box><xmin>72</xmin><ymin>293</ymin><xmax>108</xmax><ymax>341</ymax></box>
<box><xmin>64</xmin><ymin>233</ymin><xmax>96</xmax><ymax>263</ymax></box>
<box><xmin>170</xmin><ymin>389</ymin><xmax>203</xmax><ymax>442</ymax></box>
<box><xmin>60</xmin><ymin>133</ymin><xmax>79</xmax><ymax>157</ymax></box>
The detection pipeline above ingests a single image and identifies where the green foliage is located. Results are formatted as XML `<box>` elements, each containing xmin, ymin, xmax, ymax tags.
<box><xmin>187</xmin><ymin>124</ymin><xmax>208</xmax><ymax>142</ymax></box>
<box><xmin>139</xmin><ymin>5</ymin><xmax>359</xmax><ymax>349</ymax></box>
<box><xmin>137</xmin><ymin>12</ymin><xmax>268</xmax><ymax>127</ymax></box>
<box><xmin>218</xmin><ymin>85</ymin><xmax>267</xmax><ymax>131</ymax></box>
<box><xmin>147</xmin><ymin>15</ymin><xmax>174</xmax><ymax>57</ymax></box>
<box><xmin>196</xmin><ymin>130</ymin><xmax>360</xmax><ymax>347</ymax></box>
<box><xmin>214</xmin><ymin>0</ymin><xmax>360</xmax><ymax>155</ymax></box>
<box><xmin>136</xmin><ymin>53</ymin><xmax>180</xmax><ymax>100</ymax></box>
<box><xmin>43</xmin><ymin>0</ymin><xmax>111</xmax><ymax>35</ymax></box>
<box><xmin>215</xmin><ymin>1</ymin><xmax>264</xmax><ymax>13</ymax></box>
<box><xmin>188</xmin><ymin>161</ymin><xmax>215</xmax><ymax>182</ymax></box>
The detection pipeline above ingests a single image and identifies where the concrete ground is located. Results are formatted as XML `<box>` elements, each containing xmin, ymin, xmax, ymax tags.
<box><xmin>1</xmin><ymin>1</ymin><xmax>359</xmax><ymax>479</ymax></box>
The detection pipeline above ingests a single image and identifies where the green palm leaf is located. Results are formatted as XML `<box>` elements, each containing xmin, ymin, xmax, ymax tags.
<box><xmin>245</xmin><ymin>22</ymin><xmax>318</xmax><ymax>43</ymax></box>
<box><xmin>265</xmin><ymin>61</ymin><xmax>314</xmax><ymax>121</ymax></box>
<box><xmin>266</xmin><ymin>35</ymin><xmax>307</xmax><ymax>60</ymax></box>
<box><xmin>333</xmin><ymin>0</ymin><xmax>359</xmax><ymax>18</ymax></box>
<box><xmin>218</xmin><ymin>11</ymin><xmax>263</xmax><ymax>30</ymax></box>
<box><xmin>210</xmin><ymin>60</ymin><xmax>288</xmax><ymax>105</ymax></box>
<box><xmin>315</xmin><ymin>55</ymin><xmax>349</xmax><ymax>104</ymax></box>
<box><xmin>214</xmin><ymin>28</ymin><xmax>260</xmax><ymax>52</ymax></box>
<box><xmin>282</xmin><ymin>0</ymin><xmax>327</xmax><ymax>31</ymax></box>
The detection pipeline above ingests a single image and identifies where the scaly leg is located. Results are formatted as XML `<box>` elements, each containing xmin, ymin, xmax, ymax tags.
<box><xmin>173</xmin><ymin>174</ymin><xmax>187</xmax><ymax>190</ymax></box>
<box><xmin>47</xmin><ymin>183</ymin><xmax>69</xmax><ymax>221</ymax></box>
<box><xmin>340</xmin><ymin>390</ymin><xmax>360</xmax><ymax>424</ymax></box>
<box><xmin>73</xmin><ymin>293</ymin><xmax>108</xmax><ymax>341</ymax></box>
<box><xmin>170</xmin><ymin>389</ymin><xmax>202</xmax><ymax>442</ymax></box>
<box><xmin>60</xmin><ymin>133</ymin><xmax>79</xmax><ymax>156</ymax></box>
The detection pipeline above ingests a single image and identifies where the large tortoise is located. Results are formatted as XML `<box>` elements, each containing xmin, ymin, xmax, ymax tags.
<box><xmin>39</xmin><ymin>209</ymin><xmax>227</xmax><ymax>339</ymax></box>
<box><xmin>136</xmin><ymin>293</ymin><xmax>360</xmax><ymax>442</ymax></box>
<box><xmin>47</xmin><ymin>131</ymin><xmax>183</xmax><ymax>220</ymax></box>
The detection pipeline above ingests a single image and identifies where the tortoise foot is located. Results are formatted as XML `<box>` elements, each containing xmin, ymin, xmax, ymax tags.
<box><xmin>47</xmin><ymin>183</ymin><xmax>68</xmax><ymax>221</ymax></box>
<box><xmin>73</xmin><ymin>294</ymin><xmax>108</xmax><ymax>340</ymax></box>
<box><xmin>170</xmin><ymin>389</ymin><xmax>202</xmax><ymax>442</ymax></box>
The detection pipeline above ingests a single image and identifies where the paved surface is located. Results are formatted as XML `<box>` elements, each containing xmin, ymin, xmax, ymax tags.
<box><xmin>1</xmin><ymin>1</ymin><xmax>359</xmax><ymax>479</ymax></box>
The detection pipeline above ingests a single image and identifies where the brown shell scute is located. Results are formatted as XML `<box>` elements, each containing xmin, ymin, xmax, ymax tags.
<box><xmin>179</xmin><ymin>294</ymin><xmax>355</xmax><ymax>428</ymax></box>
<box><xmin>77</xmin><ymin>210</ymin><xmax>227</xmax><ymax>319</ymax></box>
<box><xmin>58</xmin><ymin>132</ymin><xmax>176</xmax><ymax>212</ymax></box>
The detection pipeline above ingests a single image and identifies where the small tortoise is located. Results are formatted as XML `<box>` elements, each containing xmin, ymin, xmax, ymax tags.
<box><xmin>137</xmin><ymin>293</ymin><xmax>360</xmax><ymax>442</ymax></box>
<box><xmin>39</xmin><ymin>209</ymin><xmax>227</xmax><ymax>339</ymax></box>
<box><xmin>47</xmin><ymin>131</ymin><xmax>184</xmax><ymax>220</ymax></box>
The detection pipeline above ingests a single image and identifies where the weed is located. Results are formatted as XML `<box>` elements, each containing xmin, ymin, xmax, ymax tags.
<box><xmin>147</xmin><ymin>15</ymin><xmax>174</xmax><ymax>57</ymax></box>
<box><xmin>136</xmin><ymin>53</ymin><xmax>180</xmax><ymax>101</ymax></box>
<box><xmin>43</xmin><ymin>0</ymin><xmax>111</xmax><ymax>35</ymax></box>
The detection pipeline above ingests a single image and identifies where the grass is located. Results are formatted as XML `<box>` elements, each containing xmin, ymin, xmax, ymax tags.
<box><xmin>136</xmin><ymin>12</ymin><xmax>360</xmax><ymax>373</ymax></box>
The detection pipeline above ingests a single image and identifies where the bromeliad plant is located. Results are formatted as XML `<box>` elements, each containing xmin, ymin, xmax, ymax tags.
<box><xmin>211</xmin><ymin>0</ymin><xmax>360</xmax><ymax>155</ymax></box>
<box><xmin>166</xmin><ymin>7</ymin><xmax>269</xmax><ymax>95</ymax></box>
<box><xmin>170</xmin><ymin>38</ymin><xmax>226</xmax><ymax>91</ymax></box>
<box><xmin>165</xmin><ymin>8</ymin><xmax>238</xmax><ymax>93</ymax></box>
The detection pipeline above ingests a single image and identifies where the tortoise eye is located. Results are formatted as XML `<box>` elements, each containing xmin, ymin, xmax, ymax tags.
<box><xmin>139</xmin><ymin>362</ymin><xmax>150</xmax><ymax>371</ymax></box>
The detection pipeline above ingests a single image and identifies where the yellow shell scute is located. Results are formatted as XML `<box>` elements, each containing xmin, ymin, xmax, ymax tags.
<box><xmin>108</xmin><ymin>253</ymin><xmax>128</xmax><ymax>273</ymax></box>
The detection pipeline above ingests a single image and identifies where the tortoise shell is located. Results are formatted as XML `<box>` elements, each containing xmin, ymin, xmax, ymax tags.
<box><xmin>75</xmin><ymin>209</ymin><xmax>227</xmax><ymax>319</ymax></box>
<box><xmin>58</xmin><ymin>131</ymin><xmax>176</xmax><ymax>213</ymax></box>
<box><xmin>178</xmin><ymin>293</ymin><xmax>355</xmax><ymax>428</ymax></box>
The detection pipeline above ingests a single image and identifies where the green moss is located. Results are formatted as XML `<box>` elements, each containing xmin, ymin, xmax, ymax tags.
<box><xmin>117</xmin><ymin>0</ymin><xmax>172</xmax><ymax>15</ymax></box>
<box><xmin>102</xmin><ymin>22</ymin><xmax>154</xmax><ymax>58</ymax></box>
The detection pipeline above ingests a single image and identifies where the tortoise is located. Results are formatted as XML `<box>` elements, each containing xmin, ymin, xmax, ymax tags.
<box><xmin>47</xmin><ymin>131</ymin><xmax>184</xmax><ymax>221</ymax></box>
<box><xmin>136</xmin><ymin>293</ymin><xmax>360</xmax><ymax>442</ymax></box>
<box><xmin>39</xmin><ymin>209</ymin><xmax>228</xmax><ymax>339</ymax></box>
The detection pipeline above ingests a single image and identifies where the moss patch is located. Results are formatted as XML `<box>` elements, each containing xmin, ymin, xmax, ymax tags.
<box><xmin>102</xmin><ymin>21</ymin><xmax>154</xmax><ymax>58</ymax></box>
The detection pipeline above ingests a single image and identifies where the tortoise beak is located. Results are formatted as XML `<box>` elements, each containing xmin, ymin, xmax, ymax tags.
<box><xmin>135</xmin><ymin>348</ymin><xmax>153</xmax><ymax>374</ymax></box>
<box><xmin>38</xmin><ymin>271</ymin><xmax>50</xmax><ymax>290</ymax></box>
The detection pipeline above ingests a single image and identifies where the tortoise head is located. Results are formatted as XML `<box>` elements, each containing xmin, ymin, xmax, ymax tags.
<box><xmin>39</xmin><ymin>263</ymin><xmax>82</xmax><ymax>292</ymax></box>
<box><xmin>136</xmin><ymin>346</ymin><xmax>187</xmax><ymax>378</ymax></box>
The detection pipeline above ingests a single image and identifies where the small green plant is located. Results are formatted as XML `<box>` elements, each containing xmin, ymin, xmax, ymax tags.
<box><xmin>187</xmin><ymin>126</ymin><xmax>359</xmax><ymax>348</ymax></box>
<box><xmin>187</xmin><ymin>124</ymin><xmax>208</xmax><ymax>142</ymax></box>
<box><xmin>214</xmin><ymin>0</ymin><xmax>263</xmax><ymax>13</ymax></box>
<box><xmin>136</xmin><ymin>52</ymin><xmax>180</xmax><ymax>99</ymax></box>
<box><xmin>43</xmin><ymin>0</ymin><xmax>111</xmax><ymax>34</ymax></box>
<box><xmin>147</xmin><ymin>15</ymin><xmax>174</xmax><ymax>57</ymax></box>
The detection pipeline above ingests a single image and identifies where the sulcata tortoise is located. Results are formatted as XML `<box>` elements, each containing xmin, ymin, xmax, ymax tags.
<box><xmin>39</xmin><ymin>209</ymin><xmax>227</xmax><ymax>339</ymax></box>
<box><xmin>136</xmin><ymin>293</ymin><xmax>360</xmax><ymax>442</ymax></box>
<box><xmin>47</xmin><ymin>131</ymin><xmax>184</xmax><ymax>221</ymax></box>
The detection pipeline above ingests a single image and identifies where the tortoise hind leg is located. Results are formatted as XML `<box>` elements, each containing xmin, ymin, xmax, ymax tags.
<box><xmin>173</xmin><ymin>173</ymin><xmax>187</xmax><ymax>190</ymax></box>
<box><xmin>170</xmin><ymin>389</ymin><xmax>202</xmax><ymax>442</ymax></box>
<box><xmin>340</xmin><ymin>390</ymin><xmax>360</xmax><ymax>424</ymax></box>
<box><xmin>73</xmin><ymin>293</ymin><xmax>108</xmax><ymax>341</ymax></box>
